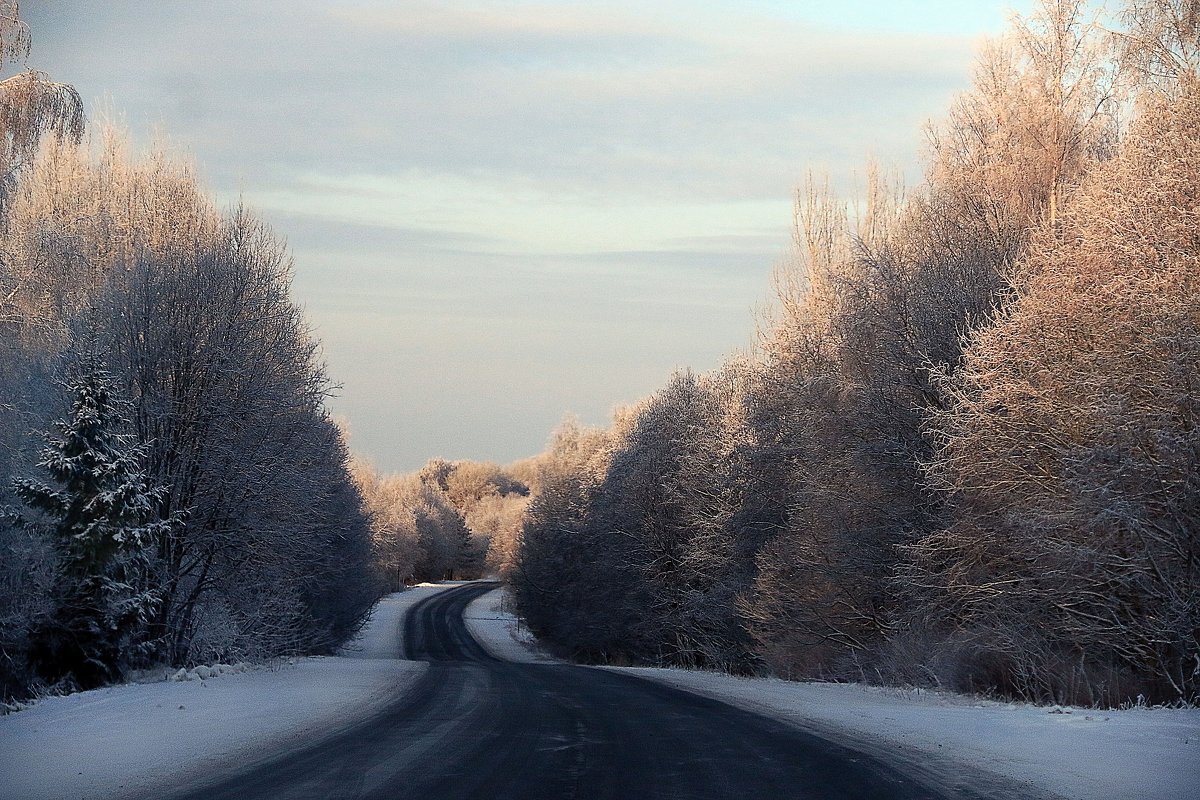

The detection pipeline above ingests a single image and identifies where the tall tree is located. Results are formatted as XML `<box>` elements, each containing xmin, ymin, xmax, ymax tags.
<box><xmin>14</xmin><ymin>362</ymin><xmax>174</xmax><ymax>689</ymax></box>
<box><xmin>1</xmin><ymin>134</ymin><xmax>379</xmax><ymax>668</ymax></box>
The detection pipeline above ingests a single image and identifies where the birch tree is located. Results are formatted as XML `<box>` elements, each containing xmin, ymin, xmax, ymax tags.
<box><xmin>0</xmin><ymin>0</ymin><xmax>83</xmax><ymax>204</ymax></box>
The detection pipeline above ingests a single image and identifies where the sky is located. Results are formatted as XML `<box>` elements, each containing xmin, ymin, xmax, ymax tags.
<box><xmin>25</xmin><ymin>0</ymin><xmax>1035</xmax><ymax>473</ymax></box>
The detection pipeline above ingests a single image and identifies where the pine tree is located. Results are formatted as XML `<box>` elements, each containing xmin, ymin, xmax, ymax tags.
<box><xmin>14</xmin><ymin>364</ymin><xmax>172</xmax><ymax>689</ymax></box>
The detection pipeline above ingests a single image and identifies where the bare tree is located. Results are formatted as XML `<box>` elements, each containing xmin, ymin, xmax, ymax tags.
<box><xmin>0</xmin><ymin>0</ymin><xmax>83</xmax><ymax>204</ymax></box>
<box><xmin>1118</xmin><ymin>0</ymin><xmax>1200</xmax><ymax>88</ymax></box>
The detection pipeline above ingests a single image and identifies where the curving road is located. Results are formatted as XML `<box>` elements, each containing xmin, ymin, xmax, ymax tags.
<box><xmin>163</xmin><ymin>582</ymin><xmax>1016</xmax><ymax>800</ymax></box>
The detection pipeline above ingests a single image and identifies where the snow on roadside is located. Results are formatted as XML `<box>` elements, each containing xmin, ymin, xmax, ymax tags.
<box><xmin>604</xmin><ymin>667</ymin><xmax>1200</xmax><ymax>800</ymax></box>
<box><xmin>463</xmin><ymin>587</ymin><xmax>556</xmax><ymax>664</ymax></box>
<box><xmin>0</xmin><ymin>584</ymin><xmax>455</xmax><ymax>800</ymax></box>
<box><xmin>342</xmin><ymin>582</ymin><xmax>458</xmax><ymax>660</ymax></box>
<box><xmin>460</xmin><ymin>586</ymin><xmax>1198</xmax><ymax>800</ymax></box>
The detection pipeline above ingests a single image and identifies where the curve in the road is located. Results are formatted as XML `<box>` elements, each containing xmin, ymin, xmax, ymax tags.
<box><xmin>161</xmin><ymin>582</ymin><xmax>1027</xmax><ymax>800</ymax></box>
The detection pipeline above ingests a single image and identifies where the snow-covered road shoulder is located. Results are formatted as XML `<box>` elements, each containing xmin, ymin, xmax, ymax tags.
<box><xmin>0</xmin><ymin>584</ymin><xmax>454</xmax><ymax>800</ymax></box>
<box><xmin>605</xmin><ymin>666</ymin><xmax>1199</xmax><ymax>800</ymax></box>
<box><xmin>463</xmin><ymin>587</ymin><xmax>557</xmax><ymax>664</ymax></box>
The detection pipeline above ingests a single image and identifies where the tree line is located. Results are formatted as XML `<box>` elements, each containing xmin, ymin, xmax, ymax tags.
<box><xmin>509</xmin><ymin>0</ymin><xmax>1200</xmax><ymax>707</ymax></box>
<box><xmin>354</xmin><ymin>456</ymin><xmax>532</xmax><ymax>590</ymax></box>
<box><xmin>0</xmin><ymin>4</ymin><xmax>378</xmax><ymax>701</ymax></box>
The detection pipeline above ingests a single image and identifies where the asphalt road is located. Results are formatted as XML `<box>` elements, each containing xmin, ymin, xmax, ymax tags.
<box><xmin>163</xmin><ymin>582</ymin><xmax>1019</xmax><ymax>800</ymax></box>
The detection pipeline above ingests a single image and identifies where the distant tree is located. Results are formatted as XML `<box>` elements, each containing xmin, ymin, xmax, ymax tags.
<box><xmin>418</xmin><ymin>458</ymin><xmax>456</xmax><ymax>494</ymax></box>
<box><xmin>471</xmin><ymin>488</ymin><xmax>531</xmax><ymax>577</ymax></box>
<box><xmin>443</xmin><ymin>460</ymin><xmax>528</xmax><ymax>518</ymax></box>
<box><xmin>413</xmin><ymin>485</ymin><xmax>474</xmax><ymax>581</ymax></box>
<box><xmin>437</xmin><ymin>460</ymin><xmax>529</xmax><ymax>576</ymax></box>
<box><xmin>14</xmin><ymin>362</ymin><xmax>176</xmax><ymax>689</ymax></box>
<box><xmin>353</xmin><ymin>457</ymin><xmax>503</xmax><ymax>587</ymax></box>
<box><xmin>352</xmin><ymin>459</ymin><xmax>422</xmax><ymax>592</ymax></box>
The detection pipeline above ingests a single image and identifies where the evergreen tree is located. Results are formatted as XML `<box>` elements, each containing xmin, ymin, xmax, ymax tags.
<box><xmin>14</xmin><ymin>363</ymin><xmax>173</xmax><ymax>689</ymax></box>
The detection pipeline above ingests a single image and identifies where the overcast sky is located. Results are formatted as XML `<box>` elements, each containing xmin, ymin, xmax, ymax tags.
<box><xmin>26</xmin><ymin>0</ymin><xmax>1034</xmax><ymax>473</ymax></box>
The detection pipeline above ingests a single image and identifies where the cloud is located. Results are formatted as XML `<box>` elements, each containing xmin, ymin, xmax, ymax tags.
<box><xmin>329</xmin><ymin>2</ymin><xmax>659</xmax><ymax>41</ymax></box>
<box><xmin>23</xmin><ymin>1</ymin><xmax>1013</xmax><ymax>471</ymax></box>
<box><xmin>29</xmin><ymin>0</ymin><xmax>979</xmax><ymax>204</ymax></box>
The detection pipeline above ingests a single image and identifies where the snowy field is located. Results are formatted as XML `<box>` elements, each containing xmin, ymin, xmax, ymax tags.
<box><xmin>0</xmin><ymin>584</ymin><xmax>452</xmax><ymax>800</ymax></box>
<box><xmin>468</xmin><ymin>586</ymin><xmax>1200</xmax><ymax>800</ymax></box>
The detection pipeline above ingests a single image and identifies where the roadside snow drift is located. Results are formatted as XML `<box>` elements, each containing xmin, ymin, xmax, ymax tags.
<box><xmin>0</xmin><ymin>585</ymin><xmax>452</xmax><ymax>800</ymax></box>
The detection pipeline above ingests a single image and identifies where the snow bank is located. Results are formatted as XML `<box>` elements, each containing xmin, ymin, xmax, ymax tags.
<box><xmin>0</xmin><ymin>585</ymin><xmax>454</xmax><ymax>800</ymax></box>
<box><xmin>463</xmin><ymin>587</ymin><xmax>556</xmax><ymax>664</ymax></box>
<box><xmin>607</xmin><ymin>667</ymin><xmax>1200</xmax><ymax>800</ymax></box>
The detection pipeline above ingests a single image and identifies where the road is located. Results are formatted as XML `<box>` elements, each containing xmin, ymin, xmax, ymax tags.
<box><xmin>163</xmin><ymin>582</ymin><xmax>1016</xmax><ymax>800</ymax></box>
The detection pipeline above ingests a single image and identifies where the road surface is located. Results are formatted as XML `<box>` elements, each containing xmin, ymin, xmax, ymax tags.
<box><xmin>163</xmin><ymin>582</ymin><xmax>1021</xmax><ymax>799</ymax></box>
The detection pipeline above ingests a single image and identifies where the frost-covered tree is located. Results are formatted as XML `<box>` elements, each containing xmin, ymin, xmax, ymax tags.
<box><xmin>352</xmin><ymin>457</ymin><xmax>501</xmax><ymax>588</ymax></box>
<box><xmin>505</xmin><ymin>0</ymin><xmax>1188</xmax><ymax>705</ymax></box>
<box><xmin>14</xmin><ymin>362</ymin><xmax>174</xmax><ymax>689</ymax></box>
<box><xmin>1119</xmin><ymin>0</ymin><xmax>1200</xmax><ymax>89</ymax></box>
<box><xmin>0</xmin><ymin>0</ymin><xmax>83</xmax><ymax>697</ymax></box>
<box><xmin>0</xmin><ymin>0</ymin><xmax>83</xmax><ymax>204</ymax></box>
<box><xmin>0</xmin><ymin>132</ymin><xmax>380</xmax><ymax>672</ymax></box>
<box><xmin>742</xmin><ymin>0</ymin><xmax>1118</xmax><ymax>682</ymax></box>
<box><xmin>353</xmin><ymin>458</ymin><xmax>423</xmax><ymax>592</ymax></box>
<box><xmin>905</xmin><ymin>77</ymin><xmax>1200</xmax><ymax>706</ymax></box>
<box><xmin>511</xmin><ymin>417</ymin><xmax>626</xmax><ymax>660</ymax></box>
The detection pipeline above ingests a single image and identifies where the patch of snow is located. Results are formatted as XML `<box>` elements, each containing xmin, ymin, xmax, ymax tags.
<box><xmin>339</xmin><ymin>583</ymin><xmax>458</xmax><ymax>660</ymax></box>
<box><xmin>164</xmin><ymin>662</ymin><xmax>247</xmax><ymax>683</ymax></box>
<box><xmin>462</xmin><ymin>587</ymin><xmax>557</xmax><ymax>664</ymax></box>
<box><xmin>605</xmin><ymin>666</ymin><xmax>1200</xmax><ymax>800</ymax></box>
<box><xmin>0</xmin><ymin>584</ymin><xmax>460</xmax><ymax>800</ymax></box>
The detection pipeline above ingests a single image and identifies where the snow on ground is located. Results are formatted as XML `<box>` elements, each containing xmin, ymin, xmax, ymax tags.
<box><xmin>610</xmin><ymin>667</ymin><xmax>1200</xmax><ymax>800</ymax></box>
<box><xmin>7</xmin><ymin>582</ymin><xmax>1194</xmax><ymax>800</ymax></box>
<box><xmin>463</xmin><ymin>587</ymin><xmax>557</xmax><ymax>664</ymax></box>
<box><xmin>463</xmin><ymin>587</ymin><xmax>1200</xmax><ymax>800</ymax></box>
<box><xmin>0</xmin><ymin>583</ymin><xmax>455</xmax><ymax>800</ymax></box>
